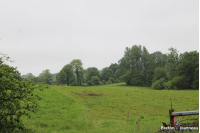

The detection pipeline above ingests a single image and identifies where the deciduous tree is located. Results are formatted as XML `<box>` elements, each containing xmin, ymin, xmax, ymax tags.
<box><xmin>70</xmin><ymin>59</ymin><xmax>83</xmax><ymax>86</ymax></box>
<box><xmin>86</xmin><ymin>67</ymin><xmax>99</xmax><ymax>82</ymax></box>
<box><xmin>57</xmin><ymin>64</ymin><xmax>74</xmax><ymax>85</ymax></box>
<box><xmin>0</xmin><ymin>54</ymin><xmax>40</xmax><ymax>132</ymax></box>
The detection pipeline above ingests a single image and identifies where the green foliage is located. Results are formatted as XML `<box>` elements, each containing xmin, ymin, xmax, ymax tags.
<box><xmin>118</xmin><ymin>45</ymin><xmax>199</xmax><ymax>89</ymax></box>
<box><xmin>151</xmin><ymin>78</ymin><xmax>165</xmax><ymax>90</ymax></box>
<box><xmin>108</xmin><ymin>78</ymin><xmax>114</xmax><ymax>83</ymax></box>
<box><xmin>122</xmin><ymin>70</ymin><xmax>132</xmax><ymax>85</ymax></box>
<box><xmin>91</xmin><ymin>76</ymin><xmax>101</xmax><ymax>85</ymax></box>
<box><xmin>152</xmin><ymin>67</ymin><xmax>167</xmax><ymax>82</ymax></box>
<box><xmin>114</xmin><ymin>79</ymin><xmax>120</xmax><ymax>83</ymax></box>
<box><xmin>37</xmin><ymin>69</ymin><xmax>54</xmax><ymax>85</ymax></box>
<box><xmin>119</xmin><ymin>45</ymin><xmax>151</xmax><ymax>86</ymax></box>
<box><xmin>102</xmin><ymin>80</ymin><xmax>106</xmax><ymax>84</ymax></box>
<box><xmin>163</xmin><ymin>81</ymin><xmax>174</xmax><ymax>90</ymax></box>
<box><xmin>109</xmin><ymin>63</ymin><xmax>119</xmax><ymax>79</ymax></box>
<box><xmin>70</xmin><ymin>59</ymin><xmax>83</xmax><ymax>86</ymax></box>
<box><xmin>87</xmin><ymin>80</ymin><xmax>93</xmax><ymax>86</ymax></box>
<box><xmin>176</xmin><ymin>51</ymin><xmax>199</xmax><ymax>89</ymax></box>
<box><xmin>171</xmin><ymin>76</ymin><xmax>190</xmax><ymax>90</ymax></box>
<box><xmin>0</xmin><ymin>54</ymin><xmax>40</xmax><ymax>132</ymax></box>
<box><xmin>165</xmin><ymin>47</ymin><xmax>179</xmax><ymax>80</ymax></box>
<box><xmin>22</xmin><ymin>73</ymin><xmax>35</xmax><ymax>79</ymax></box>
<box><xmin>192</xmin><ymin>65</ymin><xmax>199</xmax><ymax>89</ymax></box>
<box><xmin>151</xmin><ymin>51</ymin><xmax>167</xmax><ymax>68</ymax></box>
<box><xmin>86</xmin><ymin>67</ymin><xmax>100</xmax><ymax>82</ymax></box>
<box><xmin>57</xmin><ymin>64</ymin><xmax>74</xmax><ymax>85</ymax></box>
<box><xmin>163</xmin><ymin>76</ymin><xmax>190</xmax><ymax>90</ymax></box>
<box><xmin>100</xmin><ymin>67</ymin><xmax>113</xmax><ymax>82</ymax></box>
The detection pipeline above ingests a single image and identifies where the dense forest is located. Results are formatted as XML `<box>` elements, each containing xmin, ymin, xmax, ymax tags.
<box><xmin>22</xmin><ymin>45</ymin><xmax>199</xmax><ymax>90</ymax></box>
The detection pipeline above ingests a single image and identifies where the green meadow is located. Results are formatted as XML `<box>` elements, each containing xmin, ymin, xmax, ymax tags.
<box><xmin>22</xmin><ymin>83</ymin><xmax>199</xmax><ymax>133</ymax></box>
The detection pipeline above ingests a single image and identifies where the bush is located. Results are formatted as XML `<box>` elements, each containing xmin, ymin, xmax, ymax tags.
<box><xmin>115</xmin><ymin>79</ymin><xmax>120</xmax><ymax>83</ymax></box>
<box><xmin>151</xmin><ymin>78</ymin><xmax>165</xmax><ymax>90</ymax></box>
<box><xmin>91</xmin><ymin>76</ymin><xmax>100</xmax><ymax>85</ymax></box>
<box><xmin>87</xmin><ymin>80</ymin><xmax>93</xmax><ymax>86</ymax></box>
<box><xmin>108</xmin><ymin>78</ymin><xmax>114</xmax><ymax>83</ymax></box>
<box><xmin>170</xmin><ymin>76</ymin><xmax>189</xmax><ymax>90</ymax></box>
<box><xmin>163</xmin><ymin>76</ymin><xmax>190</xmax><ymax>90</ymax></box>
<box><xmin>102</xmin><ymin>80</ymin><xmax>106</xmax><ymax>84</ymax></box>
<box><xmin>164</xmin><ymin>81</ymin><xmax>175</xmax><ymax>90</ymax></box>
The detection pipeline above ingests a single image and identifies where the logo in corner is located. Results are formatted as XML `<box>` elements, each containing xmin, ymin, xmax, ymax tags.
<box><xmin>174</xmin><ymin>118</ymin><xmax>181</xmax><ymax>127</ymax></box>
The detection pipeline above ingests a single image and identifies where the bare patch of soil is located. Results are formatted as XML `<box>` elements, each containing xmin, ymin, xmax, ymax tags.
<box><xmin>70</xmin><ymin>91</ymin><xmax>102</xmax><ymax>96</ymax></box>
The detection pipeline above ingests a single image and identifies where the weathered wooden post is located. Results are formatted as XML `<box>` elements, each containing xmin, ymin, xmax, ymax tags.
<box><xmin>169</xmin><ymin>109</ymin><xmax>175</xmax><ymax>127</ymax></box>
<box><xmin>136</xmin><ymin>121</ymin><xmax>140</xmax><ymax>133</ymax></box>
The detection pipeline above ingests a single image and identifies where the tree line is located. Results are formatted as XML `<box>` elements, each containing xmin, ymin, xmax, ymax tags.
<box><xmin>22</xmin><ymin>45</ymin><xmax>199</xmax><ymax>90</ymax></box>
<box><xmin>1</xmin><ymin>45</ymin><xmax>198</xmax><ymax>131</ymax></box>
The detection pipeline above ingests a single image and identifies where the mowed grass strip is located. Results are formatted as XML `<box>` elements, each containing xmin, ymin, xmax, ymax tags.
<box><xmin>22</xmin><ymin>83</ymin><xmax>199</xmax><ymax>133</ymax></box>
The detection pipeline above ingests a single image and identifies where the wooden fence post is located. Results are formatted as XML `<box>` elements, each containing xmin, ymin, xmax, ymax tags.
<box><xmin>136</xmin><ymin>121</ymin><xmax>140</xmax><ymax>133</ymax></box>
<box><xmin>169</xmin><ymin>109</ymin><xmax>174</xmax><ymax>127</ymax></box>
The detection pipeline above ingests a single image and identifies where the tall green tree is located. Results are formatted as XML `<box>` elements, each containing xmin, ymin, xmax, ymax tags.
<box><xmin>57</xmin><ymin>64</ymin><xmax>74</xmax><ymax>85</ymax></box>
<box><xmin>149</xmin><ymin>51</ymin><xmax>167</xmax><ymax>86</ymax></box>
<box><xmin>109</xmin><ymin>63</ymin><xmax>119</xmax><ymax>79</ymax></box>
<box><xmin>119</xmin><ymin>45</ymin><xmax>146</xmax><ymax>85</ymax></box>
<box><xmin>38</xmin><ymin>69</ymin><xmax>54</xmax><ymax>85</ymax></box>
<box><xmin>141</xmin><ymin>46</ymin><xmax>154</xmax><ymax>86</ymax></box>
<box><xmin>192</xmin><ymin>61</ymin><xmax>199</xmax><ymax>89</ymax></box>
<box><xmin>100</xmin><ymin>67</ymin><xmax>113</xmax><ymax>82</ymax></box>
<box><xmin>175</xmin><ymin>51</ymin><xmax>199</xmax><ymax>89</ymax></box>
<box><xmin>152</xmin><ymin>67</ymin><xmax>167</xmax><ymax>82</ymax></box>
<box><xmin>22</xmin><ymin>73</ymin><xmax>35</xmax><ymax>79</ymax></box>
<box><xmin>70</xmin><ymin>59</ymin><xmax>83</xmax><ymax>86</ymax></box>
<box><xmin>151</xmin><ymin>51</ymin><xmax>167</xmax><ymax>68</ymax></box>
<box><xmin>86</xmin><ymin>67</ymin><xmax>100</xmax><ymax>82</ymax></box>
<box><xmin>165</xmin><ymin>47</ymin><xmax>179</xmax><ymax>80</ymax></box>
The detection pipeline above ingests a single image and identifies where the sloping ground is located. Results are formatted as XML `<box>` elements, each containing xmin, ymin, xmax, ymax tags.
<box><xmin>22</xmin><ymin>86</ymin><xmax>92</xmax><ymax>133</ymax></box>
<box><xmin>22</xmin><ymin>83</ymin><xmax>199</xmax><ymax>133</ymax></box>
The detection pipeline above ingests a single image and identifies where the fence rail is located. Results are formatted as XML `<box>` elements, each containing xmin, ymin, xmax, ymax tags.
<box><xmin>171</xmin><ymin>110</ymin><xmax>199</xmax><ymax>116</ymax></box>
<box><xmin>169</xmin><ymin>109</ymin><xmax>199</xmax><ymax>127</ymax></box>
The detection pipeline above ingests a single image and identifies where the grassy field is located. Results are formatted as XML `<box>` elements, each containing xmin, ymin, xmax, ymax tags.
<box><xmin>22</xmin><ymin>83</ymin><xmax>199</xmax><ymax>133</ymax></box>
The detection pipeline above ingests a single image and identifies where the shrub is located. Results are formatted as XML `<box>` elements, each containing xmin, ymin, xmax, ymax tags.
<box><xmin>108</xmin><ymin>78</ymin><xmax>114</xmax><ymax>83</ymax></box>
<box><xmin>164</xmin><ymin>81</ymin><xmax>175</xmax><ymax>90</ymax></box>
<box><xmin>87</xmin><ymin>80</ymin><xmax>93</xmax><ymax>86</ymax></box>
<box><xmin>102</xmin><ymin>80</ymin><xmax>106</xmax><ymax>84</ymax></box>
<box><xmin>91</xmin><ymin>76</ymin><xmax>100</xmax><ymax>85</ymax></box>
<box><xmin>151</xmin><ymin>78</ymin><xmax>165</xmax><ymax>90</ymax></box>
<box><xmin>115</xmin><ymin>79</ymin><xmax>120</xmax><ymax>83</ymax></box>
<box><xmin>170</xmin><ymin>76</ymin><xmax>189</xmax><ymax>90</ymax></box>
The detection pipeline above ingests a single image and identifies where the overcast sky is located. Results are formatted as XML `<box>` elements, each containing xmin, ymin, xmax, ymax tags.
<box><xmin>0</xmin><ymin>0</ymin><xmax>199</xmax><ymax>76</ymax></box>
